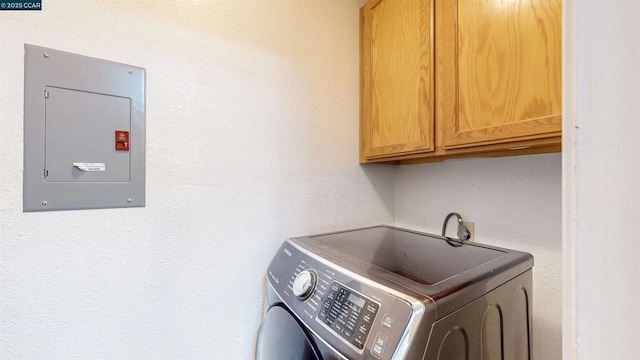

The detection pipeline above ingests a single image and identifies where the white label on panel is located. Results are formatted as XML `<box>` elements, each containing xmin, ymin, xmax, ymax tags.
<box><xmin>72</xmin><ymin>162</ymin><xmax>106</xmax><ymax>172</ymax></box>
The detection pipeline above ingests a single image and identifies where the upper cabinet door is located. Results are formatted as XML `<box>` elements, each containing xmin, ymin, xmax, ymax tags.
<box><xmin>361</xmin><ymin>0</ymin><xmax>434</xmax><ymax>160</ymax></box>
<box><xmin>438</xmin><ymin>0</ymin><xmax>562</xmax><ymax>149</ymax></box>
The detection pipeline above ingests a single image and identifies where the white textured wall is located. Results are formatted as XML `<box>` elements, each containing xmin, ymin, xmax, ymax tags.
<box><xmin>0</xmin><ymin>1</ymin><xmax>395</xmax><ymax>358</ymax></box>
<box><xmin>394</xmin><ymin>154</ymin><xmax>562</xmax><ymax>360</ymax></box>
<box><xmin>564</xmin><ymin>1</ymin><xmax>640</xmax><ymax>359</ymax></box>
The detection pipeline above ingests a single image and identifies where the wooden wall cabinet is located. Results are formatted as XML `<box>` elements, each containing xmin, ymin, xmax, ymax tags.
<box><xmin>360</xmin><ymin>0</ymin><xmax>562</xmax><ymax>164</ymax></box>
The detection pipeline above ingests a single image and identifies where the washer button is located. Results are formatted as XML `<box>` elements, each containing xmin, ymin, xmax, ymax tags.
<box><xmin>371</xmin><ymin>332</ymin><xmax>388</xmax><ymax>359</ymax></box>
<box><xmin>357</xmin><ymin>322</ymin><xmax>370</xmax><ymax>335</ymax></box>
<box><xmin>366</xmin><ymin>302</ymin><xmax>379</xmax><ymax>314</ymax></box>
<box><xmin>353</xmin><ymin>333</ymin><xmax>365</xmax><ymax>349</ymax></box>
<box><xmin>381</xmin><ymin>313</ymin><xmax>395</xmax><ymax>329</ymax></box>
<box><xmin>361</xmin><ymin>312</ymin><xmax>372</xmax><ymax>324</ymax></box>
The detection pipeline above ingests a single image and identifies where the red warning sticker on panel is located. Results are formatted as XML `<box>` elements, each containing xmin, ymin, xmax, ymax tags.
<box><xmin>115</xmin><ymin>130</ymin><xmax>129</xmax><ymax>151</ymax></box>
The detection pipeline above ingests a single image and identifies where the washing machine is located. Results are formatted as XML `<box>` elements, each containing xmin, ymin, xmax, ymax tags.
<box><xmin>255</xmin><ymin>225</ymin><xmax>533</xmax><ymax>360</ymax></box>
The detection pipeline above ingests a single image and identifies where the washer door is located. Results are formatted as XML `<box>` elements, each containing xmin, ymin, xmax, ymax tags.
<box><xmin>256</xmin><ymin>305</ymin><xmax>322</xmax><ymax>360</ymax></box>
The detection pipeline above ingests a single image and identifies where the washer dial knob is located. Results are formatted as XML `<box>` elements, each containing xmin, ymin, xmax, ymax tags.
<box><xmin>292</xmin><ymin>270</ymin><xmax>316</xmax><ymax>300</ymax></box>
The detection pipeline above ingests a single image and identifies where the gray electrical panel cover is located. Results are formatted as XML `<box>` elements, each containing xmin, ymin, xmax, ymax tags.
<box><xmin>23</xmin><ymin>44</ymin><xmax>146</xmax><ymax>211</ymax></box>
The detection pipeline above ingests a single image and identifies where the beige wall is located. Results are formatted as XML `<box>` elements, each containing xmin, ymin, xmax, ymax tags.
<box><xmin>0</xmin><ymin>1</ymin><xmax>395</xmax><ymax>358</ymax></box>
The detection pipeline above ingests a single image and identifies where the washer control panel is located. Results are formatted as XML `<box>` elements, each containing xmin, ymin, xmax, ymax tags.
<box><xmin>266</xmin><ymin>240</ymin><xmax>415</xmax><ymax>360</ymax></box>
<box><xmin>317</xmin><ymin>281</ymin><xmax>379</xmax><ymax>350</ymax></box>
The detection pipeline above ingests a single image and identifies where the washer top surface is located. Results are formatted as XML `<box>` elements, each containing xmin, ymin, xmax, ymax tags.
<box><xmin>292</xmin><ymin>225</ymin><xmax>533</xmax><ymax>310</ymax></box>
<box><xmin>305</xmin><ymin>226</ymin><xmax>504</xmax><ymax>285</ymax></box>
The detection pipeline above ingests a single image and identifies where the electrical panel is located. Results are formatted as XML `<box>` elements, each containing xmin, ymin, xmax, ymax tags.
<box><xmin>23</xmin><ymin>44</ymin><xmax>146</xmax><ymax>212</ymax></box>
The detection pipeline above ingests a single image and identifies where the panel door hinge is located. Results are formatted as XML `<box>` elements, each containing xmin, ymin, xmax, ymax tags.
<box><xmin>43</xmin><ymin>169</ymin><xmax>48</xmax><ymax>177</ymax></box>
<box><xmin>44</xmin><ymin>89</ymin><xmax>49</xmax><ymax>99</ymax></box>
